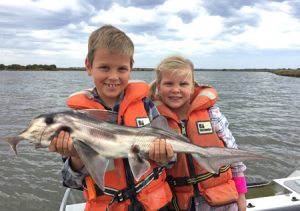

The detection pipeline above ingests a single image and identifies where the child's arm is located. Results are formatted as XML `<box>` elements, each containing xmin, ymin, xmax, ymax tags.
<box><xmin>49</xmin><ymin>131</ymin><xmax>88</xmax><ymax>189</ymax></box>
<box><xmin>144</xmin><ymin>97</ymin><xmax>176</xmax><ymax>165</ymax></box>
<box><xmin>208</xmin><ymin>105</ymin><xmax>247</xmax><ymax>193</ymax></box>
<box><xmin>208</xmin><ymin>105</ymin><xmax>247</xmax><ymax>171</ymax></box>
<box><xmin>49</xmin><ymin>131</ymin><xmax>84</xmax><ymax>170</ymax></box>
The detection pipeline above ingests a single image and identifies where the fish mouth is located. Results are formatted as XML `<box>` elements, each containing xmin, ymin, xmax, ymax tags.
<box><xmin>36</xmin><ymin>125</ymin><xmax>56</xmax><ymax>146</ymax></box>
<box><xmin>39</xmin><ymin>126</ymin><xmax>48</xmax><ymax>144</ymax></box>
<box><xmin>35</xmin><ymin>125</ymin><xmax>73</xmax><ymax>146</ymax></box>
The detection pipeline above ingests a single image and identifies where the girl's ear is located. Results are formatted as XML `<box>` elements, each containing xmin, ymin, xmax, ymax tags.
<box><xmin>157</xmin><ymin>83</ymin><xmax>161</xmax><ymax>95</ymax></box>
<box><xmin>85</xmin><ymin>58</ymin><xmax>92</xmax><ymax>76</ymax></box>
<box><xmin>191</xmin><ymin>82</ymin><xmax>195</xmax><ymax>94</ymax></box>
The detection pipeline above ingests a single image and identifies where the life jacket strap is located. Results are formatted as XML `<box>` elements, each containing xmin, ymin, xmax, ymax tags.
<box><xmin>86</xmin><ymin>166</ymin><xmax>165</xmax><ymax>202</ymax></box>
<box><xmin>113</xmin><ymin>166</ymin><xmax>165</xmax><ymax>202</ymax></box>
<box><xmin>167</xmin><ymin>165</ymin><xmax>230</xmax><ymax>187</ymax></box>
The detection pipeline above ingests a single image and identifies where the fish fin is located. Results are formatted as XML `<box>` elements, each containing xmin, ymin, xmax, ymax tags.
<box><xmin>73</xmin><ymin>139</ymin><xmax>108</xmax><ymax>191</ymax></box>
<box><xmin>77</xmin><ymin>109</ymin><xmax>118</xmax><ymax>123</ymax></box>
<box><xmin>192</xmin><ymin>153</ymin><xmax>218</xmax><ymax>173</ymax></box>
<box><xmin>5</xmin><ymin>136</ymin><xmax>23</xmax><ymax>155</ymax></box>
<box><xmin>128</xmin><ymin>152</ymin><xmax>151</xmax><ymax>181</ymax></box>
<box><xmin>148</xmin><ymin>116</ymin><xmax>176</xmax><ymax>134</ymax></box>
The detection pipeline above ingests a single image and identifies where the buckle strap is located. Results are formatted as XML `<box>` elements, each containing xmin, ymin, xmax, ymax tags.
<box><xmin>92</xmin><ymin>167</ymin><xmax>165</xmax><ymax>201</ymax></box>
<box><xmin>167</xmin><ymin>165</ymin><xmax>230</xmax><ymax>187</ymax></box>
<box><xmin>114</xmin><ymin>166</ymin><xmax>165</xmax><ymax>202</ymax></box>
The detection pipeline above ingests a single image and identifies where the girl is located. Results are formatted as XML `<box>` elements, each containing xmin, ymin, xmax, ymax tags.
<box><xmin>149</xmin><ymin>55</ymin><xmax>247</xmax><ymax>211</ymax></box>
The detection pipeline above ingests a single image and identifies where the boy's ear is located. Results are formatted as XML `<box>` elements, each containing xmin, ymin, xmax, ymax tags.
<box><xmin>85</xmin><ymin>58</ymin><xmax>92</xmax><ymax>76</ymax></box>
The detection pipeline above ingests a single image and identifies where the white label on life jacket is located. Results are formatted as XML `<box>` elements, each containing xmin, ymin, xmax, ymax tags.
<box><xmin>136</xmin><ymin>117</ymin><xmax>150</xmax><ymax>127</ymax></box>
<box><xmin>197</xmin><ymin>121</ymin><xmax>213</xmax><ymax>134</ymax></box>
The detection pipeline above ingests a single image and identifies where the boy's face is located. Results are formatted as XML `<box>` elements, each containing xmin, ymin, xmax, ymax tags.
<box><xmin>157</xmin><ymin>69</ymin><xmax>194</xmax><ymax>114</ymax></box>
<box><xmin>86</xmin><ymin>48</ymin><xmax>131</xmax><ymax>107</ymax></box>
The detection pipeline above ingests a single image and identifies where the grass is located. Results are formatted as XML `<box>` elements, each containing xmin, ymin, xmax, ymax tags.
<box><xmin>270</xmin><ymin>69</ymin><xmax>300</xmax><ymax>77</ymax></box>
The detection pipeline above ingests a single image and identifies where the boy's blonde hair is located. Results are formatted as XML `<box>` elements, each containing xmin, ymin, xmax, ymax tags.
<box><xmin>149</xmin><ymin>55</ymin><xmax>195</xmax><ymax>98</ymax></box>
<box><xmin>87</xmin><ymin>25</ymin><xmax>134</xmax><ymax>68</ymax></box>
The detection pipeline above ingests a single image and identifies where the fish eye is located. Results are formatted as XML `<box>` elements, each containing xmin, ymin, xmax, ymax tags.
<box><xmin>45</xmin><ymin>116</ymin><xmax>54</xmax><ymax>125</ymax></box>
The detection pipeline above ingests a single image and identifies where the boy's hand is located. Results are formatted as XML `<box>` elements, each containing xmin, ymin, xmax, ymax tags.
<box><xmin>49</xmin><ymin>131</ymin><xmax>84</xmax><ymax>171</ymax></box>
<box><xmin>149</xmin><ymin>139</ymin><xmax>174</xmax><ymax>164</ymax></box>
<box><xmin>49</xmin><ymin>131</ymin><xmax>78</xmax><ymax>157</ymax></box>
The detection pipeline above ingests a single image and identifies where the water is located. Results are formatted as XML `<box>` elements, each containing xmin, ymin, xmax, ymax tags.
<box><xmin>0</xmin><ymin>71</ymin><xmax>299</xmax><ymax>210</ymax></box>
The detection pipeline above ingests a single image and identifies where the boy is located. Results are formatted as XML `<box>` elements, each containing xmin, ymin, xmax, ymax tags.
<box><xmin>49</xmin><ymin>25</ymin><xmax>173</xmax><ymax>211</ymax></box>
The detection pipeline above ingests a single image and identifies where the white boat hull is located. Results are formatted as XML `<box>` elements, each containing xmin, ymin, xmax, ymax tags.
<box><xmin>60</xmin><ymin>170</ymin><xmax>300</xmax><ymax>211</ymax></box>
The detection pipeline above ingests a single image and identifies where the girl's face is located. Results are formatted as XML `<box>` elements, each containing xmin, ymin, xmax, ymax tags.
<box><xmin>157</xmin><ymin>69</ymin><xmax>194</xmax><ymax>115</ymax></box>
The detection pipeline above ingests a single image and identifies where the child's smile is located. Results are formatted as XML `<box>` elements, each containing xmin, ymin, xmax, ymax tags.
<box><xmin>104</xmin><ymin>82</ymin><xmax>120</xmax><ymax>88</ymax></box>
<box><xmin>157</xmin><ymin>70</ymin><xmax>194</xmax><ymax>119</ymax></box>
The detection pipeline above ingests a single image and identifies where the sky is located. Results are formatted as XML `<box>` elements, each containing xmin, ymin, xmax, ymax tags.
<box><xmin>1</xmin><ymin>0</ymin><xmax>300</xmax><ymax>69</ymax></box>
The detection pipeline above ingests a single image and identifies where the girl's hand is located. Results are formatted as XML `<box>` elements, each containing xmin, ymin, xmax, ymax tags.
<box><xmin>149</xmin><ymin>138</ymin><xmax>174</xmax><ymax>164</ymax></box>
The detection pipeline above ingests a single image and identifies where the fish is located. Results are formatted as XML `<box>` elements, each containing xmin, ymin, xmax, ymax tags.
<box><xmin>4</xmin><ymin>109</ymin><xmax>283</xmax><ymax>190</ymax></box>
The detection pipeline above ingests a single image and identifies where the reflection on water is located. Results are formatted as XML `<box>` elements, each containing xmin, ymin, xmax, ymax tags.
<box><xmin>0</xmin><ymin>71</ymin><xmax>299</xmax><ymax>211</ymax></box>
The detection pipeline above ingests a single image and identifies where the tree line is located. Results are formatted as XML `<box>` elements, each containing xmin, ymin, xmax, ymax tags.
<box><xmin>0</xmin><ymin>64</ymin><xmax>57</xmax><ymax>70</ymax></box>
<box><xmin>1</xmin><ymin>64</ymin><xmax>299</xmax><ymax>77</ymax></box>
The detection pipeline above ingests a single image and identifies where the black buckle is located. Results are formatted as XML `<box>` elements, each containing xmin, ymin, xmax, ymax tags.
<box><xmin>167</xmin><ymin>176</ymin><xmax>189</xmax><ymax>186</ymax></box>
<box><xmin>153</xmin><ymin>167</ymin><xmax>159</xmax><ymax>180</ymax></box>
<box><xmin>166</xmin><ymin>175</ymin><xmax>174</xmax><ymax>185</ymax></box>
<box><xmin>94</xmin><ymin>185</ymin><xmax>104</xmax><ymax>196</ymax></box>
<box><xmin>213</xmin><ymin>172</ymin><xmax>220</xmax><ymax>177</ymax></box>
<box><xmin>115</xmin><ymin>186</ymin><xmax>136</xmax><ymax>202</ymax></box>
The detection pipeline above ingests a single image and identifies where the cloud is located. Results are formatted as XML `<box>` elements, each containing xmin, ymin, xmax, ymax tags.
<box><xmin>0</xmin><ymin>0</ymin><xmax>299</xmax><ymax>68</ymax></box>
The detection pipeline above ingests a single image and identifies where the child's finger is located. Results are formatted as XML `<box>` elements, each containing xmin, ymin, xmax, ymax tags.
<box><xmin>67</xmin><ymin>138</ymin><xmax>79</xmax><ymax>157</ymax></box>
<box><xmin>154</xmin><ymin>140</ymin><xmax>160</xmax><ymax>161</ymax></box>
<box><xmin>48</xmin><ymin>137</ymin><xmax>57</xmax><ymax>152</ymax></box>
<box><xmin>56</xmin><ymin>131</ymin><xmax>65</xmax><ymax>154</ymax></box>
<box><xmin>166</xmin><ymin>143</ymin><xmax>174</xmax><ymax>160</ymax></box>
<box><xmin>149</xmin><ymin>142</ymin><xmax>155</xmax><ymax>160</ymax></box>
<box><xmin>159</xmin><ymin>139</ymin><xmax>167</xmax><ymax>162</ymax></box>
<box><xmin>63</xmin><ymin>132</ymin><xmax>69</xmax><ymax>154</ymax></box>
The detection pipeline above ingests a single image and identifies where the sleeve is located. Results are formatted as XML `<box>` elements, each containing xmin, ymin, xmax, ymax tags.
<box><xmin>208</xmin><ymin>105</ymin><xmax>247</xmax><ymax>193</ymax></box>
<box><xmin>143</xmin><ymin>97</ymin><xmax>160</xmax><ymax>121</ymax></box>
<box><xmin>61</xmin><ymin>157</ymin><xmax>89</xmax><ymax>189</ymax></box>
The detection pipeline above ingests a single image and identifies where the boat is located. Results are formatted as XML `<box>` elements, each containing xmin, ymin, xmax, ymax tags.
<box><xmin>59</xmin><ymin>169</ymin><xmax>300</xmax><ymax>211</ymax></box>
<box><xmin>245</xmin><ymin>169</ymin><xmax>300</xmax><ymax>210</ymax></box>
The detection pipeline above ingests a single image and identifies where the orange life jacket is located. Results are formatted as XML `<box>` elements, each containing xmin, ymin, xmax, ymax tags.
<box><xmin>67</xmin><ymin>81</ymin><xmax>172</xmax><ymax>211</ymax></box>
<box><xmin>154</xmin><ymin>85</ymin><xmax>238</xmax><ymax>210</ymax></box>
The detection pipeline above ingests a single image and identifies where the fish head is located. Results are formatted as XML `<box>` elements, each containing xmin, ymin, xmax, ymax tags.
<box><xmin>5</xmin><ymin>112</ymin><xmax>76</xmax><ymax>154</ymax></box>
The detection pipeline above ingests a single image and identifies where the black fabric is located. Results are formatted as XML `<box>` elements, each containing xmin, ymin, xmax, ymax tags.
<box><xmin>123</xmin><ymin>158</ymin><xmax>145</xmax><ymax>211</ymax></box>
<box><xmin>181</xmin><ymin>120</ymin><xmax>200</xmax><ymax>197</ymax></box>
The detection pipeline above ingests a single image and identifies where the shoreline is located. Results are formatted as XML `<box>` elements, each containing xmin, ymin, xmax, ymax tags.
<box><xmin>1</xmin><ymin>67</ymin><xmax>300</xmax><ymax>77</ymax></box>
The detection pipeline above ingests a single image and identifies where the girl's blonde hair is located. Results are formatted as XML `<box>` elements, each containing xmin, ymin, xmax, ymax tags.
<box><xmin>87</xmin><ymin>25</ymin><xmax>134</xmax><ymax>68</ymax></box>
<box><xmin>149</xmin><ymin>55</ymin><xmax>195</xmax><ymax>99</ymax></box>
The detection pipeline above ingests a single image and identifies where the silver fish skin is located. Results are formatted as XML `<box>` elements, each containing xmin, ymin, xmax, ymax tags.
<box><xmin>4</xmin><ymin>109</ymin><xmax>281</xmax><ymax>190</ymax></box>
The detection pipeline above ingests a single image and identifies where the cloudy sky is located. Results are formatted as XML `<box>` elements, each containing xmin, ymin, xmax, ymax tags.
<box><xmin>1</xmin><ymin>0</ymin><xmax>300</xmax><ymax>69</ymax></box>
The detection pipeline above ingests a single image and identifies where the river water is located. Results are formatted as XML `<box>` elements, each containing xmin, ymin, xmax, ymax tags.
<box><xmin>0</xmin><ymin>71</ymin><xmax>299</xmax><ymax>211</ymax></box>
